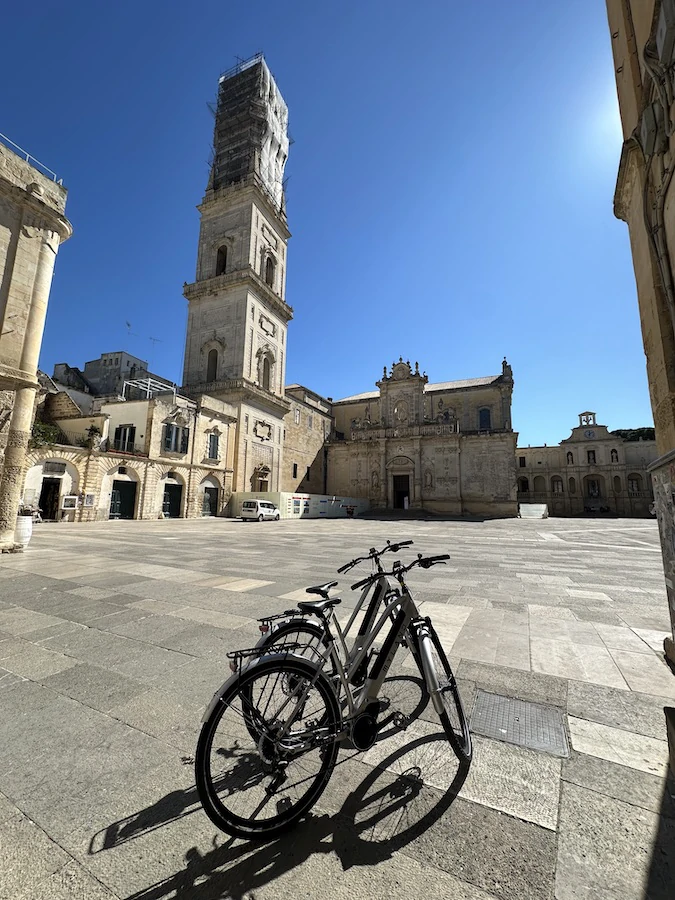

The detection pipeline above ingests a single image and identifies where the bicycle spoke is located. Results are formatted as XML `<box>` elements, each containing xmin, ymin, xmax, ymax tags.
<box><xmin>197</xmin><ymin>657</ymin><xmax>339</xmax><ymax>837</ymax></box>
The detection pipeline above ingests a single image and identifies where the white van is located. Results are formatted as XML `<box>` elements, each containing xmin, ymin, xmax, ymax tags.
<box><xmin>241</xmin><ymin>499</ymin><xmax>281</xmax><ymax>522</ymax></box>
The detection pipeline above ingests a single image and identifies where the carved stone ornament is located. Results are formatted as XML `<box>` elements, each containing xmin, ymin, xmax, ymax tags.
<box><xmin>259</xmin><ymin>314</ymin><xmax>276</xmax><ymax>337</ymax></box>
<box><xmin>392</xmin><ymin>361</ymin><xmax>411</xmax><ymax>381</ymax></box>
<box><xmin>254</xmin><ymin>420</ymin><xmax>272</xmax><ymax>441</ymax></box>
<box><xmin>393</xmin><ymin>400</ymin><xmax>409</xmax><ymax>424</ymax></box>
<box><xmin>261</xmin><ymin>224</ymin><xmax>279</xmax><ymax>250</ymax></box>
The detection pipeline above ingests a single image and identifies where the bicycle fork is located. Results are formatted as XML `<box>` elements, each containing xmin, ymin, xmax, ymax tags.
<box><xmin>415</xmin><ymin>618</ymin><xmax>445</xmax><ymax>716</ymax></box>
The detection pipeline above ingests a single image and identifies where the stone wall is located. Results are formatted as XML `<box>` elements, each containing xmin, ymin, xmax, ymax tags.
<box><xmin>281</xmin><ymin>396</ymin><xmax>331</xmax><ymax>493</ymax></box>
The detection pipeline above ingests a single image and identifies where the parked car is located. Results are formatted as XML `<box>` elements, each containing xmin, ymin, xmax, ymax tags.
<box><xmin>241</xmin><ymin>499</ymin><xmax>281</xmax><ymax>522</ymax></box>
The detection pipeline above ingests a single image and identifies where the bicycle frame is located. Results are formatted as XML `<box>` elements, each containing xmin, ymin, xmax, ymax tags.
<box><xmin>299</xmin><ymin>573</ymin><xmax>423</xmax><ymax>723</ymax></box>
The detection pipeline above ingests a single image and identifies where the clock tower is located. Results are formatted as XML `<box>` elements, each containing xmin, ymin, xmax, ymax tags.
<box><xmin>182</xmin><ymin>54</ymin><xmax>292</xmax><ymax>492</ymax></box>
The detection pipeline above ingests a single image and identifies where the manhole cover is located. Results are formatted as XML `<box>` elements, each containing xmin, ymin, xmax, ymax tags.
<box><xmin>470</xmin><ymin>690</ymin><xmax>569</xmax><ymax>757</ymax></box>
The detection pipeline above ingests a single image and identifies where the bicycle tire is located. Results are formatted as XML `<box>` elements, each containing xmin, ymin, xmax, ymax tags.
<box><xmin>239</xmin><ymin>619</ymin><xmax>336</xmax><ymax>742</ymax></box>
<box><xmin>257</xmin><ymin>618</ymin><xmax>335</xmax><ymax>672</ymax></box>
<box><xmin>196</xmin><ymin>653</ymin><xmax>341</xmax><ymax>840</ymax></box>
<box><xmin>416</xmin><ymin>623</ymin><xmax>472</xmax><ymax>762</ymax></box>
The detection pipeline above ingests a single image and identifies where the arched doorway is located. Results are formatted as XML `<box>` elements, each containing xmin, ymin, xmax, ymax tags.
<box><xmin>200</xmin><ymin>475</ymin><xmax>220</xmax><ymax>516</ymax></box>
<box><xmin>25</xmin><ymin>459</ymin><xmax>79</xmax><ymax>521</ymax></box>
<box><xmin>107</xmin><ymin>466</ymin><xmax>139</xmax><ymax>519</ymax></box>
<box><xmin>160</xmin><ymin>472</ymin><xmax>184</xmax><ymax>518</ymax></box>
<box><xmin>387</xmin><ymin>455</ymin><xmax>415</xmax><ymax>509</ymax></box>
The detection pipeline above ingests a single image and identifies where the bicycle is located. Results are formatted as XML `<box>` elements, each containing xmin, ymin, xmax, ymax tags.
<box><xmin>195</xmin><ymin>552</ymin><xmax>472</xmax><ymax>839</ymax></box>
<box><xmin>252</xmin><ymin>539</ymin><xmax>416</xmax><ymax>681</ymax></box>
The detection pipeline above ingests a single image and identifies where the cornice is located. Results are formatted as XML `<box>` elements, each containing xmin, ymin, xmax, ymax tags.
<box><xmin>0</xmin><ymin>363</ymin><xmax>39</xmax><ymax>392</ymax></box>
<box><xmin>0</xmin><ymin>177</ymin><xmax>72</xmax><ymax>242</ymax></box>
<box><xmin>197</xmin><ymin>174</ymin><xmax>291</xmax><ymax>240</ymax></box>
<box><xmin>182</xmin><ymin>378</ymin><xmax>291</xmax><ymax>418</ymax></box>
<box><xmin>183</xmin><ymin>266</ymin><xmax>293</xmax><ymax>322</ymax></box>
<box><xmin>613</xmin><ymin>137</ymin><xmax>640</xmax><ymax>223</ymax></box>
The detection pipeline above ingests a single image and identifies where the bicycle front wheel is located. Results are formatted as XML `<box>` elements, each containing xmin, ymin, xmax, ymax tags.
<box><xmin>196</xmin><ymin>654</ymin><xmax>340</xmax><ymax>840</ymax></box>
<box><xmin>418</xmin><ymin>623</ymin><xmax>472</xmax><ymax>762</ymax></box>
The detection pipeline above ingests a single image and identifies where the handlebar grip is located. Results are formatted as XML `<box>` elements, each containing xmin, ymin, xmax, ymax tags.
<box><xmin>351</xmin><ymin>574</ymin><xmax>374</xmax><ymax>590</ymax></box>
<box><xmin>398</xmin><ymin>540</ymin><xmax>414</xmax><ymax>547</ymax></box>
<box><xmin>337</xmin><ymin>561</ymin><xmax>352</xmax><ymax>573</ymax></box>
<box><xmin>419</xmin><ymin>554</ymin><xmax>450</xmax><ymax>568</ymax></box>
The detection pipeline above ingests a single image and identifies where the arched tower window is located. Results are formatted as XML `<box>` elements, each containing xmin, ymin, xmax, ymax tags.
<box><xmin>262</xmin><ymin>357</ymin><xmax>271</xmax><ymax>391</ymax></box>
<box><xmin>206</xmin><ymin>348</ymin><xmax>218</xmax><ymax>382</ymax></box>
<box><xmin>265</xmin><ymin>256</ymin><xmax>275</xmax><ymax>288</ymax></box>
<box><xmin>215</xmin><ymin>246</ymin><xmax>228</xmax><ymax>276</ymax></box>
<box><xmin>478</xmin><ymin>408</ymin><xmax>491</xmax><ymax>431</ymax></box>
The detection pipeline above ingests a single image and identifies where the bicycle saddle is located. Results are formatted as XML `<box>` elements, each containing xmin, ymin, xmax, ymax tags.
<box><xmin>297</xmin><ymin>596</ymin><xmax>342</xmax><ymax>615</ymax></box>
<box><xmin>304</xmin><ymin>581</ymin><xmax>338</xmax><ymax>599</ymax></box>
<box><xmin>298</xmin><ymin>581</ymin><xmax>341</xmax><ymax>615</ymax></box>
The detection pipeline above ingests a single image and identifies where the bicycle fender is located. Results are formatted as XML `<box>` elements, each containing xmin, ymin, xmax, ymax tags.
<box><xmin>200</xmin><ymin>651</ymin><xmax>325</xmax><ymax>723</ymax></box>
<box><xmin>201</xmin><ymin>670</ymin><xmax>239</xmax><ymax>722</ymax></box>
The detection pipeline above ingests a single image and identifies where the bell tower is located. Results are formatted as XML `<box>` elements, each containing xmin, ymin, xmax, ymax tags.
<box><xmin>182</xmin><ymin>54</ymin><xmax>292</xmax><ymax>493</ymax></box>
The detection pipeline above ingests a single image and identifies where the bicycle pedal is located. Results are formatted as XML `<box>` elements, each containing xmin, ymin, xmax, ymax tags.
<box><xmin>392</xmin><ymin>711</ymin><xmax>409</xmax><ymax>730</ymax></box>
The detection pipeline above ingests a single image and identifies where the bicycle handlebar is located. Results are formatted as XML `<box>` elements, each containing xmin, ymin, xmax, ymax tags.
<box><xmin>350</xmin><ymin>552</ymin><xmax>449</xmax><ymax>589</ymax></box>
<box><xmin>337</xmin><ymin>539</ymin><xmax>414</xmax><ymax>574</ymax></box>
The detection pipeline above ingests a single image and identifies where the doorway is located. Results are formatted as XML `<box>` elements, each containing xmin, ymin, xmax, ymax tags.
<box><xmin>392</xmin><ymin>474</ymin><xmax>410</xmax><ymax>510</ymax></box>
<box><xmin>162</xmin><ymin>484</ymin><xmax>183</xmax><ymax>518</ymax></box>
<box><xmin>202</xmin><ymin>487</ymin><xmax>219</xmax><ymax>516</ymax></box>
<box><xmin>110</xmin><ymin>480</ymin><xmax>137</xmax><ymax>519</ymax></box>
<box><xmin>39</xmin><ymin>478</ymin><xmax>61</xmax><ymax>520</ymax></box>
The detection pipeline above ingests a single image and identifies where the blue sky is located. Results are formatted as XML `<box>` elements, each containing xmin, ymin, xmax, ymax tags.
<box><xmin>1</xmin><ymin>0</ymin><xmax>648</xmax><ymax>446</ymax></box>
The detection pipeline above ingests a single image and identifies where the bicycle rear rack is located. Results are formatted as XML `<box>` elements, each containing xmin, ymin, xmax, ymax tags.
<box><xmin>257</xmin><ymin>608</ymin><xmax>301</xmax><ymax>633</ymax></box>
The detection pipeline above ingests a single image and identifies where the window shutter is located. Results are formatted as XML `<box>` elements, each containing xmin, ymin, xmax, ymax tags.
<box><xmin>163</xmin><ymin>425</ymin><xmax>171</xmax><ymax>451</ymax></box>
<box><xmin>180</xmin><ymin>428</ymin><xmax>189</xmax><ymax>454</ymax></box>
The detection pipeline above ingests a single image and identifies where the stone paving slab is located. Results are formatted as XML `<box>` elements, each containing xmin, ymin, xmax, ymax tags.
<box><xmin>0</xmin><ymin>814</ymin><xmax>71</xmax><ymax>900</ymax></box>
<box><xmin>0</xmin><ymin>517</ymin><xmax>673</xmax><ymax>899</ymax></box>
<box><xmin>555</xmin><ymin>781</ymin><xmax>675</xmax><ymax>900</ymax></box>
<box><xmin>562</xmin><ymin>752</ymin><xmax>675</xmax><ymax>819</ymax></box>
<box><xmin>568</xmin><ymin>716</ymin><xmax>670</xmax><ymax>777</ymax></box>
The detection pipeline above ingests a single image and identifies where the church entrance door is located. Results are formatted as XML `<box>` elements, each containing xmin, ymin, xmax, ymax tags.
<box><xmin>393</xmin><ymin>475</ymin><xmax>410</xmax><ymax>510</ymax></box>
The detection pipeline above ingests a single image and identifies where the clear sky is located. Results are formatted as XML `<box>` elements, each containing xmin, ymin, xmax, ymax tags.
<box><xmin>1</xmin><ymin>0</ymin><xmax>649</xmax><ymax>446</ymax></box>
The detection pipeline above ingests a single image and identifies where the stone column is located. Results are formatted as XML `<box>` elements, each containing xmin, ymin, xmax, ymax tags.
<box><xmin>0</xmin><ymin>229</ymin><xmax>61</xmax><ymax>549</ymax></box>
<box><xmin>0</xmin><ymin>387</ymin><xmax>36</xmax><ymax>547</ymax></box>
<box><xmin>647</xmin><ymin>453</ymin><xmax>675</xmax><ymax>666</ymax></box>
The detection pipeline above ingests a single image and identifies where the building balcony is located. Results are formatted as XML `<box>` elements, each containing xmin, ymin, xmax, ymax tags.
<box><xmin>102</xmin><ymin>438</ymin><xmax>148</xmax><ymax>458</ymax></box>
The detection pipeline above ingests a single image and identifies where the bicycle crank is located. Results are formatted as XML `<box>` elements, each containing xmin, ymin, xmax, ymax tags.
<box><xmin>350</xmin><ymin>701</ymin><xmax>382</xmax><ymax>751</ymax></box>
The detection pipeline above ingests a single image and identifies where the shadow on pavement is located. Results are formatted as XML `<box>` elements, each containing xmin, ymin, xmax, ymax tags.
<box><xmin>645</xmin><ymin>763</ymin><xmax>675</xmax><ymax>900</ymax></box>
<box><xmin>102</xmin><ymin>734</ymin><xmax>469</xmax><ymax>900</ymax></box>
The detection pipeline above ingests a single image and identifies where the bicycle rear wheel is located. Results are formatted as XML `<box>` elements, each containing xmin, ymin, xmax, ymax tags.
<box><xmin>258</xmin><ymin>618</ymin><xmax>334</xmax><ymax>671</ymax></box>
<box><xmin>417</xmin><ymin>623</ymin><xmax>472</xmax><ymax>762</ymax></box>
<box><xmin>196</xmin><ymin>654</ymin><xmax>340</xmax><ymax>839</ymax></box>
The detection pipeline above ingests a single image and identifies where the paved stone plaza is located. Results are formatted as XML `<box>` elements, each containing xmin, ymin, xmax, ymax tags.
<box><xmin>1</xmin><ymin>516</ymin><xmax>674</xmax><ymax>899</ymax></box>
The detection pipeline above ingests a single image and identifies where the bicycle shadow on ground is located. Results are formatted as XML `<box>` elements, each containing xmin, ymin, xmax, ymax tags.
<box><xmin>90</xmin><ymin>673</ymin><xmax>430</xmax><ymax>856</ymax></box>
<box><xmin>116</xmin><ymin>733</ymin><xmax>469</xmax><ymax>900</ymax></box>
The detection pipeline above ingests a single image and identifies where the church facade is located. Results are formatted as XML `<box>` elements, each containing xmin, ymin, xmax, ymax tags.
<box><xmin>326</xmin><ymin>358</ymin><xmax>518</xmax><ymax>516</ymax></box>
